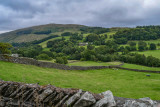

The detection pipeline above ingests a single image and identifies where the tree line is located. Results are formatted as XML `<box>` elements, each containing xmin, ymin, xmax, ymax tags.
<box><xmin>113</xmin><ymin>25</ymin><xmax>160</xmax><ymax>44</ymax></box>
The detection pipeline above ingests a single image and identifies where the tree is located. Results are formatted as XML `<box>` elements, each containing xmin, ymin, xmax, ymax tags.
<box><xmin>36</xmin><ymin>54</ymin><xmax>52</xmax><ymax>60</ymax></box>
<box><xmin>55</xmin><ymin>57</ymin><xmax>64</xmax><ymax>64</ymax></box>
<box><xmin>138</xmin><ymin>41</ymin><xmax>147</xmax><ymax>51</ymax></box>
<box><xmin>0</xmin><ymin>43</ymin><xmax>12</xmax><ymax>54</ymax></box>
<box><xmin>55</xmin><ymin>56</ymin><xmax>68</xmax><ymax>64</ymax></box>
<box><xmin>85</xmin><ymin>33</ymin><xmax>100</xmax><ymax>42</ymax></box>
<box><xmin>114</xmin><ymin>37</ymin><xmax>128</xmax><ymax>44</ymax></box>
<box><xmin>118</xmin><ymin>46</ymin><xmax>125</xmax><ymax>52</ymax></box>
<box><xmin>40</xmin><ymin>51</ymin><xmax>54</xmax><ymax>58</ymax></box>
<box><xmin>149</xmin><ymin>43</ymin><xmax>156</xmax><ymax>50</ymax></box>
<box><xmin>61</xmin><ymin>32</ymin><xmax>71</xmax><ymax>36</ymax></box>
<box><xmin>128</xmin><ymin>41</ymin><xmax>136</xmax><ymax>47</ymax></box>
<box><xmin>62</xmin><ymin>56</ymin><xmax>68</xmax><ymax>64</ymax></box>
<box><xmin>87</xmin><ymin>44</ymin><xmax>95</xmax><ymax>50</ymax></box>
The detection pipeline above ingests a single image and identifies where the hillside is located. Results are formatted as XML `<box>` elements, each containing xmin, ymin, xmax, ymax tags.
<box><xmin>0</xmin><ymin>24</ymin><xmax>87</xmax><ymax>43</ymax></box>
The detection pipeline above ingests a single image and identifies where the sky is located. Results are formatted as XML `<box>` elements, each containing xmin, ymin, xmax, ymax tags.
<box><xmin>0</xmin><ymin>0</ymin><xmax>160</xmax><ymax>33</ymax></box>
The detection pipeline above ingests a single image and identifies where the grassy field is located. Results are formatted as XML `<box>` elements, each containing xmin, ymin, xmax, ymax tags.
<box><xmin>39</xmin><ymin>60</ymin><xmax>121</xmax><ymax>66</ymax></box>
<box><xmin>122</xmin><ymin>63</ymin><xmax>160</xmax><ymax>71</ymax></box>
<box><xmin>0</xmin><ymin>61</ymin><xmax>160</xmax><ymax>100</ymax></box>
<box><xmin>135</xmin><ymin>50</ymin><xmax>160</xmax><ymax>59</ymax></box>
<box><xmin>39</xmin><ymin>36</ymin><xmax>61</xmax><ymax>48</ymax></box>
<box><xmin>67</xmin><ymin>61</ymin><xmax>121</xmax><ymax>66</ymax></box>
<box><xmin>39</xmin><ymin>36</ymin><xmax>70</xmax><ymax>48</ymax></box>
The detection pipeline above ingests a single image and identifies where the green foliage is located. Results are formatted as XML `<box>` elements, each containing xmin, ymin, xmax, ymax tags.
<box><xmin>84</xmin><ymin>34</ymin><xmax>106</xmax><ymax>45</ymax></box>
<box><xmin>80</xmin><ymin>58</ymin><xmax>86</xmax><ymax>61</ymax></box>
<box><xmin>149</xmin><ymin>43</ymin><xmax>156</xmax><ymax>50</ymax></box>
<box><xmin>0</xmin><ymin>43</ymin><xmax>12</xmax><ymax>54</ymax></box>
<box><xmin>55</xmin><ymin>56</ymin><xmax>68</xmax><ymax>64</ymax></box>
<box><xmin>114</xmin><ymin>37</ymin><xmax>128</xmax><ymax>44</ymax></box>
<box><xmin>138</xmin><ymin>41</ymin><xmax>147</xmax><ymax>51</ymax></box>
<box><xmin>114</xmin><ymin>26</ymin><xmax>160</xmax><ymax>42</ymax></box>
<box><xmin>61</xmin><ymin>32</ymin><xmax>72</xmax><ymax>36</ymax></box>
<box><xmin>118</xmin><ymin>53</ymin><xmax>160</xmax><ymax>67</ymax></box>
<box><xmin>87</xmin><ymin>44</ymin><xmax>95</xmax><ymax>50</ymax></box>
<box><xmin>128</xmin><ymin>41</ymin><xmax>136</xmax><ymax>47</ymax></box>
<box><xmin>40</xmin><ymin>51</ymin><xmax>54</xmax><ymax>58</ymax></box>
<box><xmin>69</xmin><ymin>33</ymin><xmax>83</xmax><ymax>41</ymax></box>
<box><xmin>12</xmin><ymin>45</ymin><xmax>42</xmax><ymax>58</ymax></box>
<box><xmin>81</xmin><ymin>50</ymin><xmax>95</xmax><ymax>61</ymax></box>
<box><xmin>36</xmin><ymin>54</ymin><xmax>52</xmax><ymax>60</ymax></box>
<box><xmin>80</xmin><ymin>27</ymin><xmax>109</xmax><ymax>34</ymax></box>
<box><xmin>85</xmin><ymin>33</ymin><xmax>99</xmax><ymax>42</ymax></box>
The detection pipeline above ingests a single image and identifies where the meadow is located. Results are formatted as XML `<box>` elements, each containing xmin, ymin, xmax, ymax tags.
<box><xmin>67</xmin><ymin>61</ymin><xmax>121</xmax><ymax>66</ymax></box>
<box><xmin>39</xmin><ymin>60</ymin><xmax>122</xmax><ymax>66</ymax></box>
<box><xmin>0</xmin><ymin>61</ymin><xmax>160</xmax><ymax>100</ymax></box>
<box><xmin>122</xmin><ymin>63</ymin><xmax>160</xmax><ymax>71</ymax></box>
<box><xmin>135</xmin><ymin>50</ymin><xmax>160</xmax><ymax>59</ymax></box>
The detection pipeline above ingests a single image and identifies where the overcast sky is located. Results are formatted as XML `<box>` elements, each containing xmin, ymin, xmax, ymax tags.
<box><xmin>0</xmin><ymin>0</ymin><xmax>160</xmax><ymax>32</ymax></box>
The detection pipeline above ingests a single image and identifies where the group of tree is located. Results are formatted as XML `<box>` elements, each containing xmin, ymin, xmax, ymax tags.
<box><xmin>118</xmin><ymin>41</ymin><xmax>157</xmax><ymax>53</ymax></box>
<box><xmin>0</xmin><ymin>43</ymin><xmax>12</xmax><ymax>54</ymax></box>
<box><xmin>113</xmin><ymin>25</ymin><xmax>160</xmax><ymax>44</ymax></box>
<box><xmin>84</xmin><ymin>33</ymin><xmax>107</xmax><ymax>45</ymax></box>
<box><xmin>55</xmin><ymin>56</ymin><xmax>68</xmax><ymax>64</ymax></box>
<box><xmin>80</xmin><ymin>27</ymin><xmax>110</xmax><ymax>34</ymax></box>
<box><xmin>118</xmin><ymin>53</ymin><xmax>160</xmax><ymax>67</ymax></box>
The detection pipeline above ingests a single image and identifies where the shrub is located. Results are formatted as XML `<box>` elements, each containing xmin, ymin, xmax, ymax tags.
<box><xmin>55</xmin><ymin>56</ymin><xmax>68</xmax><ymax>64</ymax></box>
<box><xmin>149</xmin><ymin>43</ymin><xmax>156</xmax><ymax>50</ymax></box>
<box><xmin>62</xmin><ymin>56</ymin><xmax>68</xmax><ymax>64</ymax></box>
<box><xmin>36</xmin><ymin>54</ymin><xmax>52</xmax><ymax>60</ymax></box>
<box><xmin>80</xmin><ymin>58</ymin><xmax>86</xmax><ymax>61</ymax></box>
<box><xmin>40</xmin><ymin>51</ymin><xmax>54</xmax><ymax>58</ymax></box>
<box><xmin>0</xmin><ymin>43</ymin><xmax>12</xmax><ymax>54</ymax></box>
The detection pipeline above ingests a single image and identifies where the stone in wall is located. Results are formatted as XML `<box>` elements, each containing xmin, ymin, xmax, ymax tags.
<box><xmin>93</xmin><ymin>90</ymin><xmax>116</xmax><ymax>107</ymax></box>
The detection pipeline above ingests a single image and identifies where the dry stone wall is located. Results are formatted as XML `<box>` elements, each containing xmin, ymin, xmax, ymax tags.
<box><xmin>113</xmin><ymin>66</ymin><xmax>160</xmax><ymax>73</ymax></box>
<box><xmin>0</xmin><ymin>81</ymin><xmax>159</xmax><ymax>107</ymax></box>
<box><xmin>1</xmin><ymin>55</ymin><xmax>160</xmax><ymax>73</ymax></box>
<box><xmin>0</xmin><ymin>55</ymin><xmax>160</xmax><ymax>74</ymax></box>
<box><xmin>0</xmin><ymin>55</ymin><xmax>123</xmax><ymax>70</ymax></box>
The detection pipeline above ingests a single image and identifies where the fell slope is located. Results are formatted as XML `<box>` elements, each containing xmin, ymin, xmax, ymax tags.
<box><xmin>0</xmin><ymin>24</ymin><xmax>87</xmax><ymax>43</ymax></box>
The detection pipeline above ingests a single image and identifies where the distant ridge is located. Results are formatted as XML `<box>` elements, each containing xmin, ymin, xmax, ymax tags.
<box><xmin>0</xmin><ymin>23</ymin><xmax>88</xmax><ymax>43</ymax></box>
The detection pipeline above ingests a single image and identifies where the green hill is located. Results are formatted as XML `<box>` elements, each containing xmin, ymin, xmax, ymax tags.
<box><xmin>0</xmin><ymin>24</ymin><xmax>87</xmax><ymax>43</ymax></box>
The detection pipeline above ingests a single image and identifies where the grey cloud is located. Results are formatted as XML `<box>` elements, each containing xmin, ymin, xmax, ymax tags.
<box><xmin>0</xmin><ymin>0</ymin><xmax>160</xmax><ymax>32</ymax></box>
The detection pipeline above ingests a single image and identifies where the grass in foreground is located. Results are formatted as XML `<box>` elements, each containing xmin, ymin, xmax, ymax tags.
<box><xmin>0</xmin><ymin>61</ymin><xmax>160</xmax><ymax>100</ymax></box>
<box><xmin>67</xmin><ymin>61</ymin><xmax>121</xmax><ymax>66</ymax></box>
<box><xmin>122</xmin><ymin>63</ymin><xmax>160</xmax><ymax>71</ymax></box>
